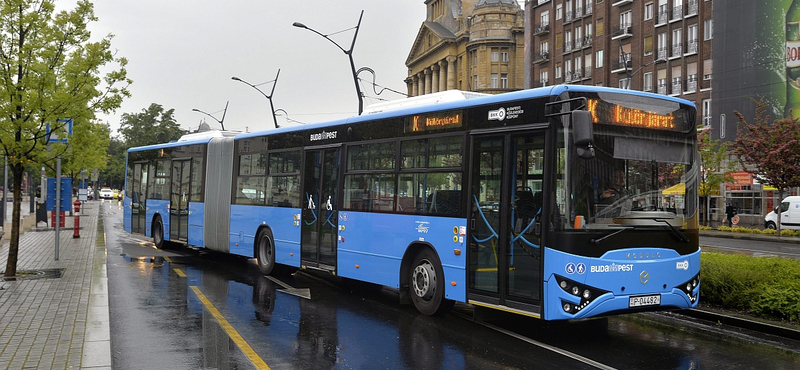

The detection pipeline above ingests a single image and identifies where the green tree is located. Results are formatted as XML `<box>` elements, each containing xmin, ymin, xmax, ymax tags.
<box><xmin>0</xmin><ymin>0</ymin><xmax>130</xmax><ymax>277</ymax></box>
<box><xmin>102</xmin><ymin>135</ymin><xmax>126</xmax><ymax>189</ymax></box>
<box><xmin>697</xmin><ymin>128</ymin><xmax>734</xmax><ymax>226</ymax></box>
<box><xmin>733</xmin><ymin>99</ymin><xmax>800</xmax><ymax>234</ymax></box>
<box><xmin>118</xmin><ymin>103</ymin><xmax>184</xmax><ymax>148</ymax></box>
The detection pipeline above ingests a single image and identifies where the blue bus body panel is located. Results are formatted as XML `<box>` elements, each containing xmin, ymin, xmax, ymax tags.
<box><xmin>123</xmin><ymin>197</ymin><xmax>132</xmax><ymax>233</ymax></box>
<box><xmin>542</xmin><ymin>246</ymin><xmax>701</xmax><ymax>320</ymax></box>
<box><xmin>229</xmin><ymin>205</ymin><xmax>301</xmax><ymax>267</ymax></box>
<box><xmin>337</xmin><ymin>212</ymin><xmax>468</xmax><ymax>303</ymax></box>
<box><xmin>188</xmin><ymin>202</ymin><xmax>205</xmax><ymax>247</ymax></box>
<box><xmin>146</xmin><ymin>199</ymin><xmax>170</xmax><ymax>239</ymax></box>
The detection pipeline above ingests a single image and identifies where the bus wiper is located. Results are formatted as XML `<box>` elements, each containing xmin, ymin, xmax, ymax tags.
<box><xmin>650</xmin><ymin>218</ymin><xmax>689</xmax><ymax>243</ymax></box>
<box><xmin>590</xmin><ymin>227</ymin><xmax>633</xmax><ymax>245</ymax></box>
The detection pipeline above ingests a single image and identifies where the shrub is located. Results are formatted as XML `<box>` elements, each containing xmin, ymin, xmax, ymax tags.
<box><xmin>701</xmin><ymin>253</ymin><xmax>800</xmax><ymax>323</ymax></box>
<box><xmin>761</xmin><ymin>228</ymin><xmax>777</xmax><ymax>235</ymax></box>
<box><xmin>781</xmin><ymin>229</ymin><xmax>796</xmax><ymax>237</ymax></box>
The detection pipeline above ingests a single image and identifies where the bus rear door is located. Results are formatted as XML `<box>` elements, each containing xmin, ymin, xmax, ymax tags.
<box><xmin>301</xmin><ymin>147</ymin><xmax>340</xmax><ymax>271</ymax></box>
<box><xmin>469</xmin><ymin>132</ymin><xmax>545</xmax><ymax>314</ymax></box>
<box><xmin>131</xmin><ymin>161</ymin><xmax>147</xmax><ymax>235</ymax></box>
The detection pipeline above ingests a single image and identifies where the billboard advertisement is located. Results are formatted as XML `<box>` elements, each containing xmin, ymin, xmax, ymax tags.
<box><xmin>712</xmin><ymin>0</ymin><xmax>796</xmax><ymax>141</ymax></box>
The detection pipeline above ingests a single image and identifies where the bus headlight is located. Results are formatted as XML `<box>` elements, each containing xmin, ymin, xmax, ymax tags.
<box><xmin>555</xmin><ymin>275</ymin><xmax>608</xmax><ymax>314</ymax></box>
<box><xmin>675</xmin><ymin>274</ymin><xmax>700</xmax><ymax>303</ymax></box>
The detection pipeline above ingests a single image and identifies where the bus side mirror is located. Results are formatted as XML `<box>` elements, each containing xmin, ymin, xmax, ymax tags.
<box><xmin>572</xmin><ymin>110</ymin><xmax>595</xmax><ymax>159</ymax></box>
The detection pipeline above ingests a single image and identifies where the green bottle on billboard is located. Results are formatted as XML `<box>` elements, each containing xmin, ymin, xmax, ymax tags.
<box><xmin>787</xmin><ymin>0</ymin><xmax>800</xmax><ymax>117</ymax></box>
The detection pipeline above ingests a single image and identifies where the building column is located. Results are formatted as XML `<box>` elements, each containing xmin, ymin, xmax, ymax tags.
<box><xmin>438</xmin><ymin>60</ymin><xmax>447</xmax><ymax>92</ymax></box>
<box><xmin>424</xmin><ymin>68</ymin><xmax>432</xmax><ymax>95</ymax></box>
<box><xmin>417</xmin><ymin>73</ymin><xmax>424</xmax><ymax>96</ymax></box>
<box><xmin>411</xmin><ymin>76</ymin><xmax>418</xmax><ymax>97</ymax></box>
<box><xmin>446</xmin><ymin>56</ymin><xmax>457</xmax><ymax>90</ymax></box>
<box><xmin>431</xmin><ymin>65</ymin><xmax>440</xmax><ymax>94</ymax></box>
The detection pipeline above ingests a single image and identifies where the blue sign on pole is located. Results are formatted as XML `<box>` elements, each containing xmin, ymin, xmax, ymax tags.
<box><xmin>46</xmin><ymin>177</ymin><xmax>72</xmax><ymax>212</ymax></box>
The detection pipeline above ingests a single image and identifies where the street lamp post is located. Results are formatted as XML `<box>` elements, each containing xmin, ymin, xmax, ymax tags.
<box><xmin>232</xmin><ymin>69</ymin><xmax>281</xmax><ymax>129</ymax></box>
<box><xmin>294</xmin><ymin>10</ymin><xmax>365</xmax><ymax>115</ymax></box>
<box><xmin>192</xmin><ymin>101</ymin><xmax>228</xmax><ymax>130</ymax></box>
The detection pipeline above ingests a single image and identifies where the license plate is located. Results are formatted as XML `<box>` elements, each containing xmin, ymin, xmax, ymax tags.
<box><xmin>629</xmin><ymin>294</ymin><xmax>661</xmax><ymax>308</ymax></box>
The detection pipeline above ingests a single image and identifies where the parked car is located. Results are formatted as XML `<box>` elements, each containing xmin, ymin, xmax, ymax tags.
<box><xmin>99</xmin><ymin>188</ymin><xmax>114</xmax><ymax>200</ymax></box>
<box><xmin>764</xmin><ymin>196</ymin><xmax>800</xmax><ymax>229</ymax></box>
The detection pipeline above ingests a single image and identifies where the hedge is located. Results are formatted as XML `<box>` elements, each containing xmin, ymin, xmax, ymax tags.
<box><xmin>701</xmin><ymin>252</ymin><xmax>800</xmax><ymax>323</ymax></box>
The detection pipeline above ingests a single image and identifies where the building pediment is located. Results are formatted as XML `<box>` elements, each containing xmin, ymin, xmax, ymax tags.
<box><xmin>406</xmin><ymin>21</ymin><xmax>457</xmax><ymax>66</ymax></box>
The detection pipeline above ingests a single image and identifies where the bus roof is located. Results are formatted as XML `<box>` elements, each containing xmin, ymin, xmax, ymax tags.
<box><xmin>127</xmin><ymin>85</ymin><xmax>697</xmax><ymax>149</ymax></box>
<box><xmin>236</xmin><ymin>85</ymin><xmax>695</xmax><ymax>140</ymax></box>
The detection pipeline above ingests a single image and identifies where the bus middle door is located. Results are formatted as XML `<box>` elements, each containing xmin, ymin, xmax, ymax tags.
<box><xmin>301</xmin><ymin>147</ymin><xmax>340</xmax><ymax>271</ymax></box>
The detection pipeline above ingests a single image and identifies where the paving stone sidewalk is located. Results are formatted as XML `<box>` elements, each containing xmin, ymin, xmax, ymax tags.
<box><xmin>0</xmin><ymin>201</ymin><xmax>110</xmax><ymax>370</ymax></box>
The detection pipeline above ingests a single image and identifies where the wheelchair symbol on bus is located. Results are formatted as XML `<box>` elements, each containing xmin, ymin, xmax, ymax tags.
<box><xmin>565</xmin><ymin>262</ymin><xmax>586</xmax><ymax>275</ymax></box>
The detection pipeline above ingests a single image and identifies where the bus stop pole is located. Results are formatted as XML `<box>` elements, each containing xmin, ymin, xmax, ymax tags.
<box><xmin>55</xmin><ymin>157</ymin><xmax>60</xmax><ymax>261</ymax></box>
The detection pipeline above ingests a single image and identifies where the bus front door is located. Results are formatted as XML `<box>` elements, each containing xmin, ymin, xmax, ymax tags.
<box><xmin>469</xmin><ymin>132</ymin><xmax>544</xmax><ymax>310</ymax></box>
<box><xmin>301</xmin><ymin>148</ymin><xmax>340</xmax><ymax>270</ymax></box>
<box><xmin>169</xmin><ymin>159</ymin><xmax>191</xmax><ymax>243</ymax></box>
<box><xmin>131</xmin><ymin>162</ymin><xmax>147</xmax><ymax>235</ymax></box>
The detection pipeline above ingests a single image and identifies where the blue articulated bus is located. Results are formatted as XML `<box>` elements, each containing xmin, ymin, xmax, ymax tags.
<box><xmin>124</xmin><ymin>85</ymin><xmax>700</xmax><ymax>320</ymax></box>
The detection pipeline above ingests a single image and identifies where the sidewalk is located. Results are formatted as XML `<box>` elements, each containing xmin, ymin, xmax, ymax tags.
<box><xmin>0</xmin><ymin>201</ymin><xmax>110</xmax><ymax>370</ymax></box>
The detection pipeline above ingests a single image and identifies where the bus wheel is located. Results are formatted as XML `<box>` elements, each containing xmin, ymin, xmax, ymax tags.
<box><xmin>153</xmin><ymin>216</ymin><xmax>165</xmax><ymax>249</ymax></box>
<box><xmin>409</xmin><ymin>249</ymin><xmax>454</xmax><ymax>316</ymax></box>
<box><xmin>256</xmin><ymin>228</ymin><xmax>276</xmax><ymax>275</ymax></box>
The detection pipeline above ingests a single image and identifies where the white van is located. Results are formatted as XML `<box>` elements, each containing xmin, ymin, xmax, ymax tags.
<box><xmin>764</xmin><ymin>196</ymin><xmax>800</xmax><ymax>229</ymax></box>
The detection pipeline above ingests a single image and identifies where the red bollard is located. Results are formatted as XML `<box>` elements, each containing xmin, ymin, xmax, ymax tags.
<box><xmin>73</xmin><ymin>200</ymin><xmax>81</xmax><ymax>238</ymax></box>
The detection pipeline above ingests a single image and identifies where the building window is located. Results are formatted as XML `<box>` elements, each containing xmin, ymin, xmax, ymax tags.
<box><xmin>619</xmin><ymin>78</ymin><xmax>630</xmax><ymax>89</ymax></box>
<box><xmin>501</xmin><ymin>73</ymin><xmax>509</xmax><ymax>88</ymax></box>
<box><xmin>645</xmin><ymin>2</ymin><xmax>654</xmax><ymax>20</ymax></box>
<box><xmin>620</xmin><ymin>11</ymin><xmax>632</xmax><ymax>28</ymax></box>
<box><xmin>538</xmin><ymin>71</ymin><xmax>547</xmax><ymax>86</ymax></box>
<box><xmin>556</xmin><ymin>62</ymin><xmax>563</xmax><ymax>79</ymax></box>
<box><xmin>501</xmin><ymin>51</ymin><xmax>509</xmax><ymax>62</ymax></box>
<box><xmin>596</xmin><ymin>49</ymin><xmax>604</xmax><ymax>68</ymax></box>
<box><xmin>596</xmin><ymin>18</ymin><xmax>604</xmax><ymax>36</ymax></box>
<box><xmin>702</xmin><ymin>99</ymin><xmax>712</xmax><ymax>127</ymax></box>
<box><xmin>491</xmin><ymin>50</ymin><xmax>499</xmax><ymax>62</ymax></box>
<box><xmin>541</xmin><ymin>11</ymin><xmax>550</xmax><ymax>27</ymax></box>
<box><xmin>473</xmin><ymin>75</ymin><xmax>478</xmax><ymax>90</ymax></box>
<box><xmin>644</xmin><ymin>36</ymin><xmax>653</xmax><ymax>56</ymax></box>
<box><xmin>644</xmin><ymin>72</ymin><xmax>653</xmax><ymax>91</ymax></box>
<box><xmin>556</xmin><ymin>3</ymin><xmax>563</xmax><ymax>20</ymax></box>
<box><xmin>704</xmin><ymin>19</ymin><xmax>713</xmax><ymax>40</ymax></box>
<box><xmin>491</xmin><ymin>73</ymin><xmax>498</xmax><ymax>88</ymax></box>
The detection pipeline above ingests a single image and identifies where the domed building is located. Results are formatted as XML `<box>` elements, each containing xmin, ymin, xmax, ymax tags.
<box><xmin>405</xmin><ymin>0</ymin><xmax>525</xmax><ymax>96</ymax></box>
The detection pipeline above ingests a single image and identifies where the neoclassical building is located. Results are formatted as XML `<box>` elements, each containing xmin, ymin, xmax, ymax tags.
<box><xmin>405</xmin><ymin>0</ymin><xmax>525</xmax><ymax>96</ymax></box>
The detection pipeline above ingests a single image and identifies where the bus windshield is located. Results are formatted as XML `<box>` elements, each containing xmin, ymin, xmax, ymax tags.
<box><xmin>561</xmin><ymin>94</ymin><xmax>698</xmax><ymax>231</ymax></box>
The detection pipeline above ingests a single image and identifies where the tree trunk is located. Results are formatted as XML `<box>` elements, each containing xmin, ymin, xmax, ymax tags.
<box><xmin>4</xmin><ymin>163</ymin><xmax>25</xmax><ymax>277</ymax></box>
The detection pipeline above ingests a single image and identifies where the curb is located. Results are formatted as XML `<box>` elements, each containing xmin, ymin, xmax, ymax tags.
<box><xmin>678</xmin><ymin>309</ymin><xmax>800</xmax><ymax>341</ymax></box>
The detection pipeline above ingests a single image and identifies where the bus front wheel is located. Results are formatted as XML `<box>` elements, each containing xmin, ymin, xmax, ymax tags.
<box><xmin>409</xmin><ymin>249</ymin><xmax>454</xmax><ymax>316</ymax></box>
<box><xmin>256</xmin><ymin>228</ymin><xmax>276</xmax><ymax>275</ymax></box>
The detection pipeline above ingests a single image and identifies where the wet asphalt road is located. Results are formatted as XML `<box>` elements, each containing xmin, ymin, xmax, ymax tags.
<box><xmin>101</xmin><ymin>201</ymin><xmax>800</xmax><ymax>369</ymax></box>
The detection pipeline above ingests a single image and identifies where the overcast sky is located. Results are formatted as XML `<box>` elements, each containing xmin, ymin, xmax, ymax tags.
<box><xmin>68</xmin><ymin>1</ymin><xmax>431</xmax><ymax>135</ymax></box>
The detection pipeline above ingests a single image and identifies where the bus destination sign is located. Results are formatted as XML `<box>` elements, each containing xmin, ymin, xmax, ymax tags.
<box><xmin>404</xmin><ymin>110</ymin><xmax>463</xmax><ymax>133</ymax></box>
<box><xmin>587</xmin><ymin>98</ymin><xmax>688</xmax><ymax>131</ymax></box>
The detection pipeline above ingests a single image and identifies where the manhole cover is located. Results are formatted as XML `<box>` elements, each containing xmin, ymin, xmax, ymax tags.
<box><xmin>0</xmin><ymin>268</ymin><xmax>66</xmax><ymax>281</ymax></box>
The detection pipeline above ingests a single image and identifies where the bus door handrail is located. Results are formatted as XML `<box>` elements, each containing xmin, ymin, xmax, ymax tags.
<box><xmin>472</xmin><ymin>195</ymin><xmax>499</xmax><ymax>243</ymax></box>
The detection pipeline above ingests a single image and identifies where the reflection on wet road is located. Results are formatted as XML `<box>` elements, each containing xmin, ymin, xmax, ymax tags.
<box><xmin>101</xmin><ymin>201</ymin><xmax>800</xmax><ymax>370</ymax></box>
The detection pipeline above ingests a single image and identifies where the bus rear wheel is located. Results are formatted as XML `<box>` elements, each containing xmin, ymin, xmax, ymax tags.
<box><xmin>409</xmin><ymin>249</ymin><xmax>454</xmax><ymax>316</ymax></box>
<box><xmin>153</xmin><ymin>216</ymin><xmax>165</xmax><ymax>249</ymax></box>
<box><xmin>256</xmin><ymin>228</ymin><xmax>276</xmax><ymax>275</ymax></box>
